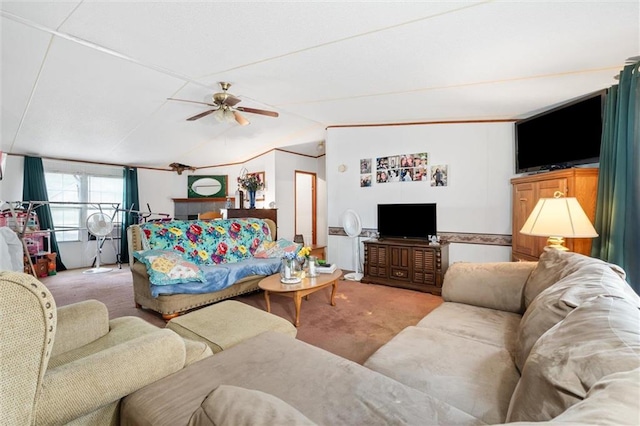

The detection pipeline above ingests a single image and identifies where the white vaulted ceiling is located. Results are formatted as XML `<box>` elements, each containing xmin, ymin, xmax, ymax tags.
<box><xmin>1</xmin><ymin>1</ymin><xmax>638</xmax><ymax>169</ymax></box>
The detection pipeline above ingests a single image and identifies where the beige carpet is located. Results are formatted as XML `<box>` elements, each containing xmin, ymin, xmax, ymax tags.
<box><xmin>40</xmin><ymin>264</ymin><xmax>443</xmax><ymax>364</ymax></box>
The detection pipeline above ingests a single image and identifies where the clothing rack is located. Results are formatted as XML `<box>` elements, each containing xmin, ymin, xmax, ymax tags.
<box><xmin>1</xmin><ymin>200</ymin><xmax>122</xmax><ymax>276</ymax></box>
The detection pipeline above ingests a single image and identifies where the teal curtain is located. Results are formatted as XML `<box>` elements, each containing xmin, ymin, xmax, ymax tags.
<box><xmin>591</xmin><ymin>61</ymin><xmax>639</xmax><ymax>293</ymax></box>
<box><xmin>22</xmin><ymin>156</ymin><xmax>67</xmax><ymax>271</ymax></box>
<box><xmin>120</xmin><ymin>167</ymin><xmax>139</xmax><ymax>264</ymax></box>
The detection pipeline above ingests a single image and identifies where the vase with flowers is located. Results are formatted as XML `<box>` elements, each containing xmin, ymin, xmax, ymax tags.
<box><xmin>237</xmin><ymin>173</ymin><xmax>264</xmax><ymax>209</ymax></box>
<box><xmin>280</xmin><ymin>251</ymin><xmax>302</xmax><ymax>283</ymax></box>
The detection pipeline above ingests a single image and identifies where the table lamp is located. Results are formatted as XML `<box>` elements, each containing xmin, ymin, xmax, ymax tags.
<box><xmin>520</xmin><ymin>191</ymin><xmax>598</xmax><ymax>251</ymax></box>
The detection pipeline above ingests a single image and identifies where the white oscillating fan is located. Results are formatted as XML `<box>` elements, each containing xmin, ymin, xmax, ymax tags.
<box><xmin>84</xmin><ymin>212</ymin><xmax>114</xmax><ymax>274</ymax></box>
<box><xmin>341</xmin><ymin>209</ymin><xmax>363</xmax><ymax>281</ymax></box>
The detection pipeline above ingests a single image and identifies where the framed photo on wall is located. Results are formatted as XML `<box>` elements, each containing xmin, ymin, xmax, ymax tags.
<box><xmin>187</xmin><ymin>175</ymin><xmax>228</xmax><ymax>198</ymax></box>
<box><xmin>430</xmin><ymin>165</ymin><xmax>448</xmax><ymax>187</ymax></box>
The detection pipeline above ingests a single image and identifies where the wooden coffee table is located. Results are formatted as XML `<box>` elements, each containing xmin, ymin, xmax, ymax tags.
<box><xmin>258</xmin><ymin>269</ymin><xmax>342</xmax><ymax>327</ymax></box>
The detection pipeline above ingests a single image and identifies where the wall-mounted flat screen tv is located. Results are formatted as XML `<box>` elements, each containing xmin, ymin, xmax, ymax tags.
<box><xmin>515</xmin><ymin>90</ymin><xmax>605</xmax><ymax>173</ymax></box>
<box><xmin>377</xmin><ymin>203</ymin><xmax>436</xmax><ymax>240</ymax></box>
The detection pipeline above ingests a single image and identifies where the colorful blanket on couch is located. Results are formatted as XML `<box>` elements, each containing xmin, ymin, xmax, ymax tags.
<box><xmin>140</xmin><ymin>218</ymin><xmax>272</xmax><ymax>265</ymax></box>
<box><xmin>149</xmin><ymin>258</ymin><xmax>282</xmax><ymax>297</ymax></box>
<box><xmin>135</xmin><ymin>218</ymin><xmax>280</xmax><ymax>296</ymax></box>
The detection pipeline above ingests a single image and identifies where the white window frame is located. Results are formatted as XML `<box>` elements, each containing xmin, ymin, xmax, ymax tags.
<box><xmin>44</xmin><ymin>160</ymin><xmax>123</xmax><ymax>243</ymax></box>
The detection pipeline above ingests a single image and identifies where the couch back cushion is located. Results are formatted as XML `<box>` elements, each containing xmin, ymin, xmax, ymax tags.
<box><xmin>523</xmin><ymin>248</ymin><xmax>626</xmax><ymax>308</ymax></box>
<box><xmin>139</xmin><ymin>219</ymin><xmax>273</xmax><ymax>265</ymax></box>
<box><xmin>507</xmin><ymin>295</ymin><xmax>640</xmax><ymax>422</ymax></box>
<box><xmin>544</xmin><ymin>368</ymin><xmax>640</xmax><ymax>425</ymax></box>
<box><xmin>515</xmin><ymin>261</ymin><xmax>638</xmax><ymax>372</ymax></box>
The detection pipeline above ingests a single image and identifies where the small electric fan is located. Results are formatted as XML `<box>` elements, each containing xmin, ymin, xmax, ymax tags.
<box><xmin>341</xmin><ymin>209</ymin><xmax>364</xmax><ymax>281</ymax></box>
<box><xmin>84</xmin><ymin>212</ymin><xmax>114</xmax><ymax>274</ymax></box>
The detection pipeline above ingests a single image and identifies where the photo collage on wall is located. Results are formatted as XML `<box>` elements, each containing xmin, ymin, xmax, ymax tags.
<box><xmin>360</xmin><ymin>153</ymin><xmax>448</xmax><ymax>187</ymax></box>
<box><xmin>360</xmin><ymin>159</ymin><xmax>372</xmax><ymax>187</ymax></box>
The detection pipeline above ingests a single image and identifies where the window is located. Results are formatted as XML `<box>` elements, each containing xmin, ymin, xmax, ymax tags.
<box><xmin>44</xmin><ymin>160</ymin><xmax>123</xmax><ymax>242</ymax></box>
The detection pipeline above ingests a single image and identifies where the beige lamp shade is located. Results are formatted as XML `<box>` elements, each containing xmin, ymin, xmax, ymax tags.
<box><xmin>520</xmin><ymin>196</ymin><xmax>598</xmax><ymax>250</ymax></box>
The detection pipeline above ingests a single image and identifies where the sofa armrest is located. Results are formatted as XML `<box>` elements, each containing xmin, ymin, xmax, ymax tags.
<box><xmin>38</xmin><ymin>329</ymin><xmax>186</xmax><ymax>425</ymax></box>
<box><xmin>442</xmin><ymin>261</ymin><xmax>537</xmax><ymax>314</ymax></box>
<box><xmin>127</xmin><ymin>225</ymin><xmax>143</xmax><ymax>266</ymax></box>
<box><xmin>51</xmin><ymin>300</ymin><xmax>110</xmax><ymax>357</ymax></box>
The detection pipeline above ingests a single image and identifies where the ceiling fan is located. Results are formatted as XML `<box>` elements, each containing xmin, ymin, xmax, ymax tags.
<box><xmin>167</xmin><ymin>82</ymin><xmax>279</xmax><ymax>126</ymax></box>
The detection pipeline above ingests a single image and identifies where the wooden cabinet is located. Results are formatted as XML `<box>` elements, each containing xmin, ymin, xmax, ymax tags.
<box><xmin>511</xmin><ymin>168</ymin><xmax>598</xmax><ymax>261</ymax></box>
<box><xmin>362</xmin><ymin>239</ymin><xmax>449</xmax><ymax>295</ymax></box>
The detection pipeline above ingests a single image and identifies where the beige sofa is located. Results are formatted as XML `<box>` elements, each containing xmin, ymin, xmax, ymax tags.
<box><xmin>127</xmin><ymin>218</ymin><xmax>277</xmax><ymax>320</ymax></box>
<box><xmin>121</xmin><ymin>248</ymin><xmax>640</xmax><ymax>425</ymax></box>
<box><xmin>0</xmin><ymin>271</ymin><xmax>212</xmax><ymax>426</ymax></box>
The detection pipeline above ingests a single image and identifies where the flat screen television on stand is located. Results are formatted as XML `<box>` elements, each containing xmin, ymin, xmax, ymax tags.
<box><xmin>515</xmin><ymin>90</ymin><xmax>605</xmax><ymax>174</ymax></box>
<box><xmin>377</xmin><ymin>203</ymin><xmax>436</xmax><ymax>241</ymax></box>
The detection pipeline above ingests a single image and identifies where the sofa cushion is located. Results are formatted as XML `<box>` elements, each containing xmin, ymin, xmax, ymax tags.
<box><xmin>515</xmin><ymin>262</ymin><xmax>638</xmax><ymax>372</ymax></box>
<box><xmin>188</xmin><ymin>385</ymin><xmax>316</xmax><ymax>426</ymax></box>
<box><xmin>416</xmin><ymin>302</ymin><xmax>522</xmax><ymax>354</ymax></box>
<box><xmin>133</xmin><ymin>249</ymin><xmax>205</xmax><ymax>286</ymax></box>
<box><xmin>523</xmin><ymin>249</ymin><xmax>626</xmax><ymax>308</ymax></box>
<box><xmin>253</xmin><ymin>238</ymin><xmax>301</xmax><ymax>259</ymax></box>
<box><xmin>364</xmin><ymin>326</ymin><xmax>520</xmax><ymax>424</ymax></box>
<box><xmin>507</xmin><ymin>295</ymin><xmax>640</xmax><ymax>422</ymax></box>
<box><xmin>121</xmin><ymin>331</ymin><xmax>481</xmax><ymax>426</ymax></box>
<box><xmin>544</xmin><ymin>368</ymin><xmax>640</xmax><ymax>425</ymax></box>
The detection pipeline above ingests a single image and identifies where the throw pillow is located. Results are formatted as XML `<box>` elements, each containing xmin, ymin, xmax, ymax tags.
<box><xmin>133</xmin><ymin>249</ymin><xmax>205</xmax><ymax>286</ymax></box>
<box><xmin>188</xmin><ymin>385</ymin><xmax>316</xmax><ymax>426</ymax></box>
<box><xmin>514</xmin><ymin>262</ymin><xmax>637</xmax><ymax>372</ymax></box>
<box><xmin>253</xmin><ymin>238</ymin><xmax>301</xmax><ymax>259</ymax></box>
<box><xmin>507</xmin><ymin>295</ymin><xmax>640</xmax><ymax>422</ymax></box>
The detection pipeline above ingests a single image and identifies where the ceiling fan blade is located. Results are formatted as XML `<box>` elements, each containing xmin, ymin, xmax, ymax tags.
<box><xmin>167</xmin><ymin>98</ymin><xmax>217</xmax><ymax>107</ymax></box>
<box><xmin>236</xmin><ymin>106</ymin><xmax>279</xmax><ymax>118</ymax></box>
<box><xmin>233</xmin><ymin>111</ymin><xmax>250</xmax><ymax>126</ymax></box>
<box><xmin>186</xmin><ymin>109</ymin><xmax>217</xmax><ymax>121</ymax></box>
<box><xmin>225</xmin><ymin>94</ymin><xmax>242</xmax><ymax>107</ymax></box>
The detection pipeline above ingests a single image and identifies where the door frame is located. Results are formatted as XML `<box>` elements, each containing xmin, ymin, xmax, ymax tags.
<box><xmin>294</xmin><ymin>170</ymin><xmax>317</xmax><ymax>246</ymax></box>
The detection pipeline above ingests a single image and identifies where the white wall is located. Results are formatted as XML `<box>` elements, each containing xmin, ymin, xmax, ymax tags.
<box><xmin>274</xmin><ymin>151</ymin><xmax>326</xmax><ymax>242</ymax></box>
<box><xmin>325</xmin><ymin>122</ymin><xmax>515</xmax><ymax>270</ymax></box>
<box><xmin>138</xmin><ymin>168</ymin><xmax>184</xmax><ymax>217</ymax></box>
<box><xmin>0</xmin><ymin>155</ymin><xmax>23</xmax><ymax>202</ymax></box>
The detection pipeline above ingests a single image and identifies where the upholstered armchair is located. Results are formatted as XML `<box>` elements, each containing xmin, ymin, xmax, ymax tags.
<box><xmin>0</xmin><ymin>271</ymin><xmax>211</xmax><ymax>425</ymax></box>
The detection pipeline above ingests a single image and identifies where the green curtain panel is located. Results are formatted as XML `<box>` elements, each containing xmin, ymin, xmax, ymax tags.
<box><xmin>22</xmin><ymin>156</ymin><xmax>67</xmax><ymax>271</ymax></box>
<box><xmin>120</xmin><ymin>167</ymin><xmax>140</xmax><ymax>264</ymax></box>
<box><xmin>591</xmin><ymin>61</ymin><xmax>639</xmax><ymax>293</ymax></box>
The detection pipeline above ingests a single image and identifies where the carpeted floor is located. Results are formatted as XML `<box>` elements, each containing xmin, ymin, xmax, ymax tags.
<box><xmin>40</xmin><ymin>264</ymin><xmax>443</xmax><ymax>364</ymax></box>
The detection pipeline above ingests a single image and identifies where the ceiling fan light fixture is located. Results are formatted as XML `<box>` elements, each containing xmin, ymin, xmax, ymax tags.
<box><xmin>168</xmin><ymin>81</ymin><xmax>278</xmax><ymax>124</ymax></box>
<box><xmin>224</xmin><ymin>108</ymin><xmax>236</xmax><ymax>123</ymax></box>
<box><xmin>213</xmin><ymin>108</ymin><xmax>226</xmax><ymax>122</ymax></box>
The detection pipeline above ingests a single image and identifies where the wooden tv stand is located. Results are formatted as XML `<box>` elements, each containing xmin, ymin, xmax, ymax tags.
<box><xmin>361</xmin><ymin>239</ymin><xmax>449</xmax><ymax>295</ymax></box>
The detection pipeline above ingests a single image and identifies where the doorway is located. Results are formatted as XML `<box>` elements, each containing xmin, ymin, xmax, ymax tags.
<box><xmin>294</xmin><ymin>171</ymin><xmax>316</xmax><ymax>246</ymax></box>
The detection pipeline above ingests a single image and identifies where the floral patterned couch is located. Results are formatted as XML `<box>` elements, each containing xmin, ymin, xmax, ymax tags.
<box><xmin>127</xmin><ymin>218</ymin><xmax>278</xmax><ymax>321</ymax></box>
